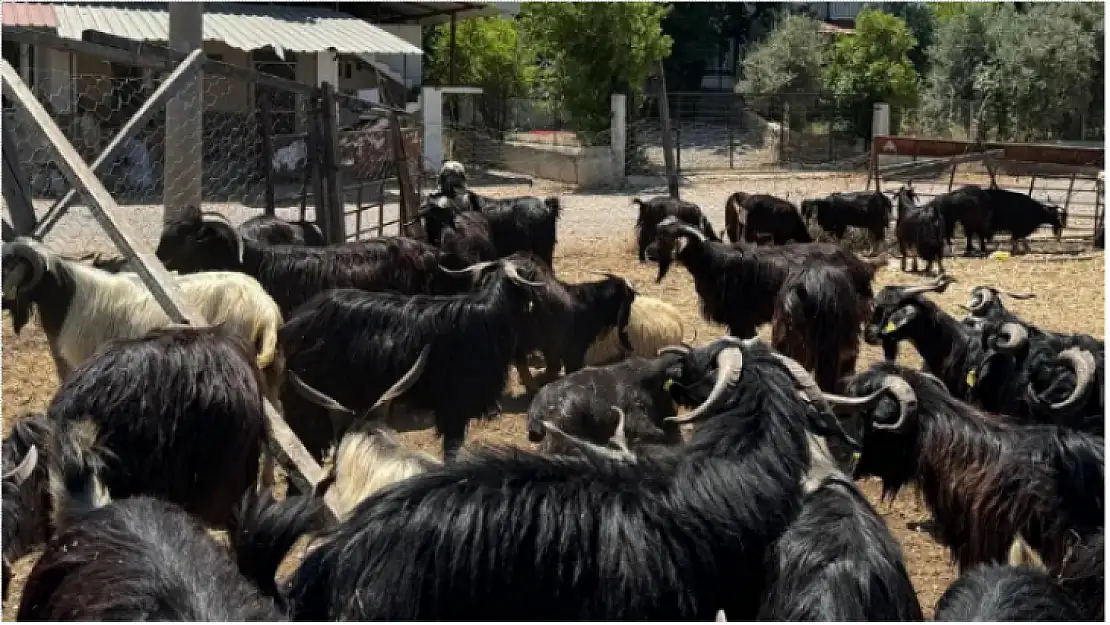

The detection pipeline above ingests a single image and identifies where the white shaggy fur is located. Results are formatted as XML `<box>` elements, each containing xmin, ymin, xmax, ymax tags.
<box><xmin>322</xmin><ymin>424</ymin><xmax>441</xmax><ymax>520</ymax></box>
<box><xmin>584</xmin><ymin>295</ymin><xmax>686</xmax><ymax>366</ymax></box>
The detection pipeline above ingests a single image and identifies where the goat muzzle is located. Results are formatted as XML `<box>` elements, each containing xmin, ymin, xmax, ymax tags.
<box><xmin>665</xmin><ymin>338</ymin><xmax>746</xmax><ymax>425</ymax></box>
<box><xmin>1026</xmin><ymin>348</ymin><xmax>1097</xmax><ymax>414</ymax></box>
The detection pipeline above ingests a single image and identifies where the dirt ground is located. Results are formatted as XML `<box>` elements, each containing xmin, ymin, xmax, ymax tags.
<box><xmin>1</xmin><ymin>174</ymin><xmax>1104</xmax><ymax>618</ymax></box>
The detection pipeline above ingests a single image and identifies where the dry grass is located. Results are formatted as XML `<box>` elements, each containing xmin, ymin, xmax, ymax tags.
<box><xmin>2</xmin><ymin>204</ymin><xmax>1103</xmax><ymax>619</ymax></box>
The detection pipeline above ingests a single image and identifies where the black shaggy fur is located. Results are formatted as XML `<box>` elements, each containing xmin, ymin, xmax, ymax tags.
<box><xmin>723</xmin><ymin>192</ymin><xmax>812</xmax><ymax>245</ymax></box>
<box><xmin>933</xmin><ymin>563</ymin><xmax>1084</xmax><ymax>621</ymax></box>
<box><xmin>895</xmin><ymin>187</ymin><xmax>947</xmax><ymax>276</ymax></box>
<box><xmin>524</xmin><ymin>354</ymin><xmax>685</xmax><ymax>452</ymax></box>
<box><xmin>983</xmin><ymin>188</ymin><xmax>1068</xmax><ymax>254</ymax></box>
<box><xmin>460</xmin><ymin>192</ymin><xmax>562</xmax><ymax>266</ymax></box>
<box><xmin>238</xmin><ymin>214</ymin><xmax>327</xmax><ymax>246</ymax></box>
<box><xmin>1057</xmin><ymin>533</ymin><xmax>1105</xmax><ymax>621</ymax></box>
<box><xmin>634</xmin><ymin>196</ymin><xmax>720</xmax><ymax>261</ymax></box>
<box><xmin>278</xmin><ymin>260</ymin><xmax>540</xmax><ymax>464</ymax></box>
<box><xmin>47</xmin><ymin>325</ymin><xmax>270</xmax><ymax>530</ymax></box>
<box><xmin>437</xmin><ymin>210</ymin><xmax>500</xmax><ymax>268</ymax></box>
<box><xmin>772</xmin><ymin>263</ymin><xmax>868</xmax><ymax>391</ymax></box>
<box><xmin>508</xmin><ymin>253</ymin><xmax>636</xmax><ymax>389</ymax></box>
<box><xmin>155</xmin><ymin>204</ymin><xmax>460</xmax><ymax>317</ymax></box>
<box><xmin>844</xmin><ymin>362</ymin><xmax>1104</xmax><ymax>575</ymax></box>
<box><xmin>800</xmin><ymin>190</ymin><xmax>892</xmax><ymax>249</ymax></box>
<box><xmin>245</xmin><ymin>338</ymin><xmax>857</xmax><ymax>620</ymax></box>
<box><xmin>655</xmin><ymin>221</ymin><xmax>880</xmax><ymax>338</ymax></box>
<box><xmin>931</xmin><ymin>185</ymin><xmax>994</xmax><ymax>256</ymax></box>
<box><xmin>17</xmin><ymin>496</ymin><xmax>283</xmax><ymax>621</ymax></box>
<box><xmin>757</xmin><ymin>476</ymin><xmax>923</xmax><ymax>621</ymax></box>
<box><xmin>2</xmin><ymin>414</ymin><xmax>52</xmax><ymax>600</ymax></box>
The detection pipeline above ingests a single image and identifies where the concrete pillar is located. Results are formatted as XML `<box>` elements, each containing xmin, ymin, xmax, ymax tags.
<box><xmin>422</xmin><ymin>87</ymin><xmax>443</xmax><ymax>174</ymax></box>
<box><xmin>872</xmin><ymin>102</ymin><xmax>891</xmax><ymax>139</ymax></box>
<box><xmin>164</xmin><ymin>2</ymin><xmax>203</xmax><ymax>223</ymax></box>
<box><xmin>39</xmin><ymin>48</ymin><xmax>72</xmax><ymax>113</ymax></box>
<box><xmin>610</xmin><ymin>93</ymin><xmax>626</xmax><ymax>185</ymax></box>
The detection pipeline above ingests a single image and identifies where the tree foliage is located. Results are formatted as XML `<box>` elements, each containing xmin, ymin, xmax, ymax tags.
<box><xmin>521</xmin><ymin>2</ymin><xmax>672</xmax><ymax>133</ymax></box>
<box><xmin>662</xmin><ymin>3</ymin><xmax>782</xmax><ymax>92</ymax></box>
<box><xmin>737</xmin><ymin>13</ymin><xmax>829</xmax><ymax>96</ymax></box>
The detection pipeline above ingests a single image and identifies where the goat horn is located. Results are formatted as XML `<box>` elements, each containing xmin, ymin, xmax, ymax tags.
<box><xmin>366</xmin><ymin>345</ymin><xmax>430</xmax><ymax>415</ymax></box>
<box><xmin>2</xmin><ymin>239</ymin><xmax>47</xmax><ymax>299</ymax></box>
<box><xmin>901</xmin><ymin>274</ymin><xmax>956</xmax><ymax>297</ymax></box>
<box><xmin>658</xmin><ymin>343</ymin><xmax>693</xmax><ymax>357</ymax></box>
<box><xmin>607</xmin><ymin>407</ymin><xmax>633</xmax><ymax>457</ymax></box>
<box><xmin>200</xmin><ymin>211</ymin><xmax>245</xmax><ymax>263</ymax></box>
<box><xmin>1027</xmin><ymin>348</ymin><xmax>1097</xmax><ymax>414</ymax></box>
<box><xmin>441</xmin><ymin>259</ymin><xmax>497</xmax><ymax>277</ymax></box>
<box><xmin>541</xmin><ymin>419</ymin><xmax>633</xmax><ymax>462</ymax></box>
<box><xmin>2</xmin><ymin>445</ymin><xmax>38</xmax><ymax>485</ymax></box>
<box><xmin>871</xmin><ymin>375</ymin><xmax>918</xmax><ymax>432</ymax></box>
<box><xmin>287</xmin><ymin>371</ymin><xmax>355</xmax><ymax>416</ymax></box>
<box><xmin>995</xmin><ymin>322</ymin><xmax>1029</xmax><ymax>353</ymax></box>
<box><xmin>658</xmin><ymin>216</ymin><xmax>708</xmax><ymax>243</ymax></box>
<box><xmin>666</xmin><ymin>342</ymin><xmax>744</xmax><ymax>424</ymax></box>
<box><xmin>503</xmin><ymin>260</ymin><xmax>546</xmax><ymax>288</ymax></box>
<box><xmin>767</xmin><ymin>351</ymin><xmax>829</xmax><ymax>409</ymax></box>
<box><xmin>1003</xmin><ymin>290</ymin><xmax>1036</xmax><ymax>300</ymax></box>
<box><xmin>967</xmin><ymin>286</ymin><xmax>995</xmax><ymax>314</ymax></box>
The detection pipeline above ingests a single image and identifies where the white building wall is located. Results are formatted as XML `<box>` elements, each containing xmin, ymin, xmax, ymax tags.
<box><xmin>373</xmin><ymin>24</ymin><xmax>422</xmax><ymax>89</ymax></box>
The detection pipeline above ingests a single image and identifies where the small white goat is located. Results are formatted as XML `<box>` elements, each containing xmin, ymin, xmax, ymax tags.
<box><xmin>585</xmin><ymin>295</ymin><xmax>689</xmax><ymax>366</ymax></box>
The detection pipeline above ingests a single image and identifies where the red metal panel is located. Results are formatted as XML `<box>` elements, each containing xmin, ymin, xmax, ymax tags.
<box><xmin>2</xmin><ymin>3</ymin><xmax>58</xmax><ymax>28</ymax></box>
<box><xmin>875</xmin><ymin>135</ymin><xmax>1104</xmax><ymax>167</ymax></box>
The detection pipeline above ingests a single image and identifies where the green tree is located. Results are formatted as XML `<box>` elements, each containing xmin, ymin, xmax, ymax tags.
<box><xmin>521</xmin><ymin>2</ymin><xmax>672</xmax><ymax>134</ymax></box>
<box><xmin>737</xmin><ymin>13</ymin><xmax>829</xmax><ymax>96</ymax></box>
<box><xmin>874</xmin><ymin>2</ymin><xmax>936</xmax><ymax>75</ymax></box>
<box><xmin>661</xmin><ymin>2</ymin><xmax>783</xmax><ymax>92</ymax></box>
<box><xmin>424</xmin><ymin>17</ymin><xmax>535</xmax><ymax>131</ymax></box>
<box><xmin>823</xmin><ymin>9</ymin><xmax>920</xmax><ymax>137</ymax></box>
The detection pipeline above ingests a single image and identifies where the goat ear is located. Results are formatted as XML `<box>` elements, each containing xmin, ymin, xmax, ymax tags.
<box><xmin>1007</xmin><ymin>534</ymin><xmax>1047</xmax><ymax>571</ymax></box>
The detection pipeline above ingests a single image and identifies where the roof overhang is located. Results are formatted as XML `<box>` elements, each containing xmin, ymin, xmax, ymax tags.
<box><xmin>337</xmin><ymin>2</ymin><xmax>520</xmax><ymax>26</ymax></box>
<box><xmin>51</xmin><ymin>2</ymin><xmax>423</xmax><ymax>55</ymax></box>
<box><xmin>2</xmin><ymin>3</ymin><xmax>59</xmax><ymax>28</ymax></box>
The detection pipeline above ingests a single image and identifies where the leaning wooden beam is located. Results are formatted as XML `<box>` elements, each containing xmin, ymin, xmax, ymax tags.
<box><xmin>0</xmin><ymin>59</ymin><xmax>329</xmax><ymax>499</ymax></box>
<box><xmin>390</xmin><ymin>112</ymin><xmax>425</xmax><ymax>240</ymax></box>
<box><xmin>32</xmin><ymin>49</ymin><xmax>206</xmax><ymax>240</ymax></box>
<box><xmin>879</xmin><ymin>149</ymin><xmax>1004</xmax><ymax>178</ymax></box>
<box><xmin>2</xmin><ymin>122</ymin><xmax>39</xmax><ymax>235</ymax></box>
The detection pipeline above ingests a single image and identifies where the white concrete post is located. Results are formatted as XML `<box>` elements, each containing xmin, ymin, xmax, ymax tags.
<box><xmin>872</xmin><ymin>102</ymin><xmax>891</xmax><ymax>139</ymax></box>
<box><xmin>611</xmin><ymin>93</ymin><xmax>626</xmax><ymax>185</ymax></box>
<box><xmin>422</xmin><ymin>87</ymin><xmax>444</xmax><ymax>174</ymax></box>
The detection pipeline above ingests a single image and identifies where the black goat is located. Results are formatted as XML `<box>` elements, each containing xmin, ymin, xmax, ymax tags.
<box><xmin>983</xmin><ymin>188</ymin><xmax>1068</xmax><ymax>254</ymax></box>
<box><xmin>437</xmin><ymin>160</ymin><xmax>468</xmax><ymax>196</ymax></box>
<box><xmin>961</xmin><ymin>284</ymin><xmax>1036</xmax><ymax>326</ymax></box>
<box><xmin>45</xmin><ymin>325</ymin><xmax>271</xmax><ymax>531</ymax></box>
<box><xmin>931</xmin><ymin>184</ymin><xmax>994</xmax><ymax>257</ymax></box>
<box><xmin>437</xmin><ymin>210</ymin><xmax>499</xmax><ymax>269</ymax></box>
<box><xmin>239</xmin><ymin>214</ymin><xmax>327</xmax><ymax>246</ymax></box>
<box><xmin>800</xmin><ymin>190</ymin><xmax>892</xmax><ymax>254</ymax></box>
<box><xmin>772</xmin><ymin>263</ymin><xmax>868</xmax><ymax>392</ymax></box>
<box><xmin>895</xmin><ymin>186</ymin><xmax>947</xmax><ymax>276</ymax></box>
<box><xmin>863</xmin><ymin>276</ymin><xmax>987</xmax><ymax>400</ymax></box>
<box><xmin>934</xmin><ymin>562</ymin><xmax>1084</xmax><ymax>621</ymax></box>
<box><xmin>633</xmin><ymin>196</ymin><xmax>719</xmax><ymax>262</ymax></box>
<box><xmin>757</xmin><ymin>474</ymin><xmax>923</xmax><ymax>620</ymax></box>
<box><xmin>1057</xmin><ymin>532</ymin><xmax>1105</xmax><ymax>621</ymax></box>
<box><xmin>2</xmin><ymin>415</ymin><xmax>50</xmax><ymax>601</ymax></box>
<box><xmin>17</xmin><ymin>497</ymin><xmax>284</xmax><ymax>620</ymax></box>
<box><xmin>524</xmin><ymin>353</ymin><xmax>686</xmax><ymax>454</ymax></box>
<box><xmin>507</xmin><ymin>253</ymin><xmax>636</xmax><ymax>391</ymax></box>
<box><xmin>843</xmin><ymin>362</ymin><xmax>1104</xmax><ymax>575</ymax></box>
<box><xmin>278</xmin><ymin>258</ymin><xmax>544</xmax><ymax>464</ymax></box>
<box><xmin>239</xmin><ymin>338</ymin><xmax>870</xmax><ymax>620</ymax></box>
<box><xmin>723</xmin><ymin>192</ymin><xmax>811</xmax><ymax>245</ymax></box>
<box><xmin>155</xmin><ymin>205</ymin><xmax>461</xmax><ymax>317</ymax></box>
<box><xmin>655</xmin><ymin>216</ymin><xmax>881</xmax><ymax>339</ymax></box>
<box><xmin>464</xmin><ymin>192</ymin><xmax>562</xmax><ymax>266</ymax></box>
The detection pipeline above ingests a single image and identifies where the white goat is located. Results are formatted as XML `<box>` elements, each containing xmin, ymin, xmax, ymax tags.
<box><xmin>585</xmin><ymin>295</ymin><xmax>689</xmax><ymax>366</ymax></box>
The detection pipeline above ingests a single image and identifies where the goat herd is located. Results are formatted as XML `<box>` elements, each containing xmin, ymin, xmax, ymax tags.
<box><xmin>0</xmin><ymin>160</ymin><xmax>1102</xmax><ymax>621</ymax></box>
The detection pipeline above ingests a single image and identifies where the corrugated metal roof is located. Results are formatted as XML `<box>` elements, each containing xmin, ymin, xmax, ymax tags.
<box><xmin>52</xmin><ymin>2</ymin><xmax>423</xmax><ymax>55</ymax></box>
<box><xmin>2</xmin><ymin>2</ymin><xmax>58</xmax><ymax>28</ymax></box>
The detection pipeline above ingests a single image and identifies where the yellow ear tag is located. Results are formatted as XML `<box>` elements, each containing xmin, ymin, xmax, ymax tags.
<box><xmin>966</xmin><ymin>370</ymin><xmax>977</xmax><ymax>387</ymax></box>
<box><xmin>852</xmin><ymin>452</ymin><xmax>861</xmax><ymax>462</ymax></box>
<box><xmin>663</xmin><ymin>379</ymin><xmax>674</xmax><ymax>391</ymax></box>
<box><xmin>883</xmin><ymin>321</ymin><xmax>897</xmax><ymax>333</ymax></box>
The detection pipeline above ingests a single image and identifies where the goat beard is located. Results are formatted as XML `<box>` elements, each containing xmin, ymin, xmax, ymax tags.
<box><xmin>3</xmin><ymin>296</ymin><xmax>32</xmax><ymax>335</ymax></box>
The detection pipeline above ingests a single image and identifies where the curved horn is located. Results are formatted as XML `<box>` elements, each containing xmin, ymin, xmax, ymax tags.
<box><xmin>901</xmin><ymin>275</ymin><xmax>956</xmax><ymax>297</ymax></box>
<box><xmin>366</xmin><ymin>345</ymin><xmax>430</xmax><ymax>415</ymax></box>
<box><xmin>1003</xmin><ymin>290</ymin><xmax>1036</xmax><ymax>300</ymax></box>
<box><xmin>870</xmin><ymin>375</ymin><xmax>918</xmax><ymax>432</ymax></box>
<box><xmin>658</xmin><ymin>343</ymin><xmax>693</xmax><ymax>357</ymax></box>
<box><xmin>967</xmin><ymin>286</ymin><xmax>994</xmax><ymax>314</ymax></box>
<box><xmin>2</xmin><ymin>239</ymin><xmax>47</xmax><ymax>298</ymax></box>
<box><xmin>2</xmin><ymin>445</ymin><xmax>38</xmax><ymax>485</ymax></box>
<box><xmin>995</xmin><ymin>322</ymin><xmax>1029</xmax><ymax>353</ymax></box>
<box><xmin>200</xmin><ymin>211</ymin><xmax>244</xmax><ymax>263</ymax></box>
<box><xmin>1027</xmin><ymin>348</ymin><xmax>1097</xmax><ymax>413</ymax></box>
<box><xmin>503</xmin><ymin>260</ymin><xmax>546</xmax><ymax>288</ymax></box>
<box><xmin>768</xmin><ymin>351</ymin><xmax>829</xmax><ymax>411</ymax></box>
<box><xmin>665</xmin><ymin>344</ymin><xmax>744</xmax><ymax>424</ymax></box>
<box><xmin>440</xmin><ymin>259</ymin><xmax>498</xmax><ymax>277</ymax></box>
<box><xmin>658</xmin><ymin>216</ymin><xmax>708</xmax><ymax>243</ymax></box>
<box><xmin>606</xmin><ymin>407</ymin><xmax>632</xmax><ymax>456</ymax></box>
<box><xmin>287</xmin><ymin>372</ymin><xmax>355</xmax><ymax>416</ymax></box>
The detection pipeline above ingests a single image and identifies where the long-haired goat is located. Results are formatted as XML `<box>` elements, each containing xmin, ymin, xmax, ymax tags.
<box><xmin>931</xmin><ymin>184</ymin><xmax>994</xmax><ymax>257</ymax></box>
<box><xmin>655</xmin><ymin>217</ymin><xmax>881</xmax><ymax>339</ymax></box>
<box><xmin>634</xmin><ymin>196</ymin><xmax>720</xmax><ymax>261</ymax></box>
<box><xmin>239</xmin><ymin>214</ymin><xmax>327</xmax><ymax>246</ymax></box>
<box><xmin>723</xmin><ymin>192</ymin><xmax>812</xmax><ymax>245</ymax></box>
<box><xmin>800</xmin><ymin>190</ymin><xmax>892</xmax><ymax>254</ymax></box>
<box><xmin>278</xmin><ymin>258</ymin><xmax>545</xmax><ymax>464</ymax></box>
<box><xmin>432</xmin><ymin>191</ymin><xmax>562</xmax><ymax>266</ymax></box>
<box><xmin>961</xmin><ymin>284</ymin><xmax>1036</xmax><ymax>327</ymax></box>
<box><xmin>2</xmin><ymin>237</ymin><xmax>285</xmax><ymax>402</ymax></box>
<box><xmin>842</xmin><ymin>362</ymin><xmax>1104</xmax><ymax>575</ymax></box>
<box><xmin>983</xmin><ymin>188</ymin><xmax>1068</xmax><ymax>254</ymax></box>
<box><xmin>16</xmin><ymin>496</ymin><xmax>285</xmax><ymax>620</ymax></box>
<box><xmin>584</xmin><ymin>295</ymin><xmax>687</xmax><ymax>366</ymax></box>
<box><xmin>235</xmin><ymin>337</ymin><xmax>878</xmax><ymax>620</ymax></box>
<box><xmin>154</xmin><ymin>205</ymin><xmax>461</xmax><ymax>317</ymax></box>
<box><xmin>894</xmin><ymin>186</ymin><xmax>947</xmax><ymax>276</ymax></box>
<box><xmin>2</xmin><ymin>415</ymin><xmax>50</xmax><ymax>601</ymax></box>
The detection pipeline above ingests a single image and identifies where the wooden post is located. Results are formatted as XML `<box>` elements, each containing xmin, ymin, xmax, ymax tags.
<box><xmin>320</xmin><ymin>82</ymin><xmax>345</xmax><ymax>243</ymax></box>
<box><xmin>1064</xmin><ymin>172</ymin><xmax>1077</xmax><ymax>212</ymax></box>
<box><xmin>258</xmin><ymin>90</ymin><xmax>277</xmax><ymax>216</ymax></box>
<box><xmin>390</xmin><ymin>112</ymin><xmax>424</xmax><ymax>240</ymax></box>
<box><xmin>164</xmin><ymin>2</ymin><xmax>204</xmax><ymax>225</ymax></box>
<box><xmin>947</xmin><ymin>158</ymin><xmax>959</xmax><ymax>192</ymax></box>
<box><xmin>308</xmin><ymin>93</ymin><xmax>331</xmax><ymax>243</ymax></box>
<box><xmin>34</xmin><ymin>49</ymin><xmax>207</xmax><ymax>239</ymax></box>
<box><xmin>2</xmin><ymin>123</ymin><xmax>38</xmax><ymax>235</ymax></box>
<box><xmin>656</xmin><ymin>62</ymin><xmax>679</xmax><ymax>199</ymax></box>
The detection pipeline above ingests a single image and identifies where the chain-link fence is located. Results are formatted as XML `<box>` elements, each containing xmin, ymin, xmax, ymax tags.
<box><xmin>895</xmin><ymin>96</ymin><xmax>1105</xmax><ymax>145</ymax></box>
